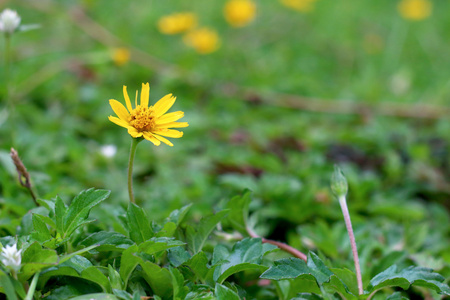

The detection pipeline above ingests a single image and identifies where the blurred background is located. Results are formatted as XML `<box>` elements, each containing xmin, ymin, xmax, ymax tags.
<box><xmin>0</xmin><ymin>0</ymin><xmax>449</xmax><ymax>289</ymax></box>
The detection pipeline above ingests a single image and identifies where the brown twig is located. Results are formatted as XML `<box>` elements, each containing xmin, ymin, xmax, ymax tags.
<box><xmin>10</xmin><ymin>148</ymin><xmax>39</xmax><ymax>206</ymax></box>
<box><xmin>247</xmin><ymin>227</ymin><xmax>307</xmax><ymax>262</ymax></box>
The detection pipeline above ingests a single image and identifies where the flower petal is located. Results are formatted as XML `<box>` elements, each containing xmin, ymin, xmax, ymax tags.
<box><xmin>109</xmin><ymin>116</ymin><xmax>130</xmax><ymax>128</ymax></box>
<box><xmin>155</xmin><ymin>111</ymin><xmax>184</xmax><ymax>124</ymax></box>
<box><xmin>153</xmin><ymin>129</ymin><xmax>183</xmax><ymax>138</ymax></box>
<box><xmin>156</xmin><ymin>122</ymin><xmax>189</xmax><ymax>128</ymax></box>
<box><xmin>143</xmin><ymin>132</ymin><xmax>161</xmax><ymax>146</ymax></box>
<box><xmin>153</xmin><ymin>94</ymin><xmax>176</xmax><ymax>118</ymax></box>
<box><xmin>109</xmin><ymin>99</ymin><xmax>130</xmax><ymax>121</ymax></box>
<box><xmin>140</xmin><ymin>83</ymin><xmax>150</xmax><ymax>108</ymax></box>
<box><xmin>153</xmin><ymin>134</ymin><xmax>174</xmax><ymax>147</ymax></box>
<box><xmin>128</xmin><ymin>127</ymin><xmax>143</xmax><ymax>138</ymax></box>
<box><xmin>123</xmin><ymin>86</ymin><xmax>132</xmax><ymax>111</ymax></box>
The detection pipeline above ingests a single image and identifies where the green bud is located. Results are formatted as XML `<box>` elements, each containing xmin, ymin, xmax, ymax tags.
<box><xmin>331</xmin><ymin>165</ymin><xmax>348</xmax><ymax>197</ymax></box>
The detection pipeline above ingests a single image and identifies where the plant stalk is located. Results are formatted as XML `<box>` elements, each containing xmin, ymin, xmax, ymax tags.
<box><xmin>24</xmin><ymin>272</ymin><xmax>40</xmax><ymax>300</ymax></box>
<box><xmin>339</xmin><ymin>195</ymin><xmax>363</xmax><ymax>295</ymax></box>
<box><xmin>127</xmin><ymin>137</ymin><xmax>141</xmax><ymax>203</ymax></box>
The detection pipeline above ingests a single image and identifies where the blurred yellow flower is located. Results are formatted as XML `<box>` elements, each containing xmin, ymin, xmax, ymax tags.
<box><xmin>398</xmin><ymin>0</ymin><xmax>432</xmax><ymax>21</ymax></box>
<box><xmin>280</xmin><ymin>0</ymin><xmax>317</xmax><ymax>13</ymax></box>
<box><xmin>183</xmin><ymin>28</ymin><xmax>220</xmax><ymax>54</ymax></box>
<box><xmin>111</xmin><ymin>48</ymin><xmax>130</xmax><ymax>66</ymax></box>
<box><xmin>224</xmin><ymin>0</ymin><xmax>256</xmax><ymax>27</ymax></box>
<box><xmin>109</xmin><ymin>83</ymin><xmax>188</xmax><ymax>146</ymax></box>
<box><xmin>158</xmin><ymin>12</ymin><xmax>197</xmax><ymax>35</ymax></box>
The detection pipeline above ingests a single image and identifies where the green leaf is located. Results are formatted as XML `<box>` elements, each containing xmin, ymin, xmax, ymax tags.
<box><xmin>70</xmin><ymin>294</ymin><xmax>119</xmax><ymax>300</ymax></box>
<box><xmin>119</xmin><ymin>245</ymin><xmax>140</xmax><ymax>289</ymax></box>
<box><xmin>31</xmin><ymin>214</ymin><xmax>53</xmax><ymax>242</ymax></box>
<box><xmin>140</xmin><ymin>261</ymin><xmax>172</xmax><ymax>298</ymax></box>
<box><xmin>261</xmin><ymin>252</ymin><xmax>333</xmax><ymax>284</ymax></box>
<box><xmin>215</xmin><ymin>283</ymin><xmax>240</xmax><ymax>300</ymax></box>
<box><xmin>168</xmin><ymin>246</ymin><xmax>191</xmax><ymax>267</ymax></box>
<box><xmin>213</xmin><ymin>238</ymin><xmax>274</xmax><ymax>283</ymax></box>
<box><xmin>167</xmin><ymin>204</ymin><xmax>192</xmax><ymax>226</ymax></box>
<box><xmin>59</xmin><ymin>244</ymin><xmax>99</xmax><ymax>265</ymax></box>
<box><xmin>81</xmin><ymin>266</ymin><xmax>111</xmax><ymax>293</ymax></box>
<box><xmin>63</xmin><ymin>189</ymin><xmax>110</xmax><ymax>238</ymax></box>
<box><xmin>138</xmin><ymin>237</ymin><xmax>185</xmax><ymax>255</ymax></box>
<box><xmin>170</xmin><ymin>267</ymin><xmax>188</xmax><ymax>300</ymax></box>
<box><xmin>386</xmin><ymin>292</ymin><xmax>408</xmax><ymax>299</ymax></box>
<box><xmin>80</xmin><ymin>231</ymin><xmax>134</xmax><ymax>252</ymax></box>
<box><xmin>108</xmin><ymin>265</ymin><xmax>123</xmax><ymax>290</ymax></box>
<box><xmin>368</xmin><ymin>265</ymin><xmax>450</xmax><ymax>295</ymax></box>
<box><xmin>328</xmin><ymin>268</ymin><xmax>358</xmax><ymax>297</ymax></box>
<box><xmin>55</xmin><ymin>195</ymin><xmax>67</xmax><ymax>235</ymax></box>
<box><xmin>126</xmin><ymin>203</ymin><xmax>153</xmax><ymax>244</ymax></box>
<box><xmin>156</xmin><ymin>222</ymin><xmax>177</xmax><ymax>238</ymax></box>
<box><xmin>186</xmin><ymin>210</ymin><xmax>229</xmax><ymax>254</ymax></box>
<box><xmin>0</xmin><ymin>270</ymin><xmax>18</xmax><ymax>300</ymax></box>
<box><xmin>184</xmin><ymin>251</ymin><xmax>210</xmax><ymax>283</ymax></box>
<box><xmin>19</xmin><ymin>242</ymin><xmax>59</xmax><ymax>281</ymax></box>
<box><xmin>225</xmin><ymin>191</ymin><xmax>252</xmax><ymax>235</ymax></box>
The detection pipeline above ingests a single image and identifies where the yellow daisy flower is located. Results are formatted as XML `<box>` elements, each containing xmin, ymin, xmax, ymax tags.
<box><xmin>158</xmin><ymin>12</ymin><xmax>197</xmax><ymax>35</ymax></box>
<box><xmin>108</xmin><ymin>83</ymin><xmax>188</xmax><ymax>146</ymax></box>
<box><xmin>111</xmin><ymin>48</ymin><xmax>131</xmax><ymax>66</ymax></box>
<box><xmin>398</xmin><ymin>0</ymin><xmax>432</xmax><ymax>21</ymax></box>
<box><xmin>183</xmin><ymin>27</ymin><xmax>220</xmax><ymax>54</ymax></box>
<box><xmin>224</xmin><ymin>0</ymin><xmax>257</xmax><ymax>28</ymax></box>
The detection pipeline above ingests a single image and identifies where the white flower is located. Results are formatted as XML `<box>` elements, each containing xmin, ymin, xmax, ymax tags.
<box><xmin>1</xmin><ymin>243</ymin><xmax>22</xmax><ymax>271</ymax></box>
<box><xmin>0</xmin><ymin>9</ymin><xmax>21</xmax><ymax>34</ymax></box>
<box><xmin>100</xmin><ymin>144</ymin><xmax>117</xmax><ymax>158</ymax></box>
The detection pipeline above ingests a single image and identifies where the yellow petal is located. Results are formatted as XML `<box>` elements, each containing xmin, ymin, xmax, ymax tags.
<box><xmin>153</xmin><ymin>94</ymin><xmax>176</xmax><ymax>118</ymax></box>
<box><xmin>128</xmin><ymin>127</ymin><xmax>143</xmax><ymax>138</ymax></box>
<box><xmin>156</xmin><ymin>111</ymin><xmax>184</xmax><ymax>124</ymax></box>
<box><xmin>109</xmin><ymin>99</ymin><xmax>130</xmax><ymax>121</ymax></box>
<box><xmin>109</xmin><ymin>116</ymin><xmax>130</xmax><ymax>128</ymax></box>
<box><xmin>143</xmin><ymin>132</ymin><xmax>161</xmax><ymax>146</ymax></box>
<box><xmin>140</xmin><ymin>83</ymin><xmax>150</xmax><ymax>108</ymax></box>
<box><xmin>135</xmin><ymin>90</ymin><xmax>138</xmax><ymax>107</ymax></box>
<box><xmin>123</xmin><ymin>86</ymin><xmax>132</xmax><ymax>111</ymax></box>
<box><xmin>156</xmin><ymin>122</ymin><xmax>189</xmax><ymax>128</ymax></box>
<box><xmin>154</xmin><ymin>129</ymin><xmax>183</xmax><ymax>138</ymax></box>
<box><xmin>153</xmin><ymin>134</ymin><xmax>174</xmax><ymax>147</ymax></box>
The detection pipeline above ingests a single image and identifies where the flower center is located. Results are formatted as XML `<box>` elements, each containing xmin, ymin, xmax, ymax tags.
<box><xmin>129</xmin><ymin>105</ymin><xmax>155</xmax><ymax>132</ymax></box>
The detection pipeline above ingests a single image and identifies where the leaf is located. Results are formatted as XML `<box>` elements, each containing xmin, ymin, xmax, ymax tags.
<box><xmin>31</xmin><ymin>214</ymin><xmax>52</xmax><ymax>242</ymax></box>
<box><xmin>59</xmin><ymin>244</ymin><xmax>99</xmax><ymax>265</ymax></box>
<box><xmin>184</xmin><ymin>251</ymin><xmax>210</xmax><ymax>283</ymax></box>
<box><xmin>55</xmin><ymin>195</ymin><xmax>67</xmax><ymax>235</ymax></box>
<box><xmin>108</xmin><ymin>265</ymin><xmax>123</xmax><ymax>290</ymax></box>
<box><xmin>186</xmin><ymin>210</ymin><xmax>229</xmax><ymax>254</ymax></box>
<box><xmin>19</xmin><ymin>242</ymin><xmax>59</xmax><ymax>281</ymax></box>
<box><xmin>81</xmin><ymin>266</ymin><xmax>111</xmax><ymax>293</ymax></box>
<box><xmin>225</xmin><ymin>191</ymin><xmax>252</xmax><ymax>235</ymax></box>
<box><xmin>168</xmin><ymin>246</ymin><xmax>191</xmax><ymax>267</ymax></box>
<box><xmin>138</xmin><ymin>237</ymin><xmax>185</xmax><ymax>255</ymax></box>
<box><xmin>386</xmin><ymin>292</ymin><xmax>408</xmax><ymax>299</ymax></box>
<box><xmin>63</xmin><ymin>189</ymin><xmax>110</xmax><ymax>238</ymax></box>
<box><xmin>70</xmin><ymin>294</ymin><xmax>119</xmax><ymax>300</ymax></box>
<box><xmin>156</xmin><ymin>222</ymin><xmax>177</xmax><ymax>238</ymax></box>
<box><xmin>212</xmin><ymin>238</ymin><xmax>274</xmax><ymax>284</ymax></box>
<box><xmin>167</xmin><ymin>204</ymin><xmax>192</xmax><ymax>225</ymax></box>
<box><xmin>170</xmin><ymin>267</ymin><xmax>188</xmax><ymax>300</ymax></box>
<box><xmin>80</xmin><ymin>231</ymin><xmax>134</xmax><ymax>252</ymax></box>
<box><xmin>368</xmin><ymin>265</ymin><xmax>450</xmax><ymax>295</ymax></box>
<box><xmin>126</xmin><ymin>203</ymin><xmax>153</xmax><ymax>244</ymax></box>
<box><xmin>261</xmin><ymin>252</ymin><xmax>333</xmax><ymax>284</ymax></box>
<box><xmin>0</xmin><ymin>270</ymin><xmax>18</xmax><ymax>300</ymax></box>
<box><xmin>215</xmin><ymin>283</ymin><xmax>240</xmax><ymax>300</ymax></box>
<box><xmin>119</xmin><ymin>245</ymin><xmax>140</xmax><ymax>289</ymax></box>
<box><xmin>140</xmin><ymin>261</ymin><xmax>172</xmax><ymax>298</ymax></box>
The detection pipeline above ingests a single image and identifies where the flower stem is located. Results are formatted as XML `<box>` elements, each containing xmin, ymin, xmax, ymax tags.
<box><xmin>127</xmin><ymin>138</ymin><xmax>141</xmax><ymax>203</ymax></box>
<box><xmin>24</xmin><ymin>272</ymin><xmax>40</xmax><ymax>300</ymax></box>
<box><xmin>339</xmin><ymin>195</ymin><xmax>363</xmax><ymax>295</ymax></box>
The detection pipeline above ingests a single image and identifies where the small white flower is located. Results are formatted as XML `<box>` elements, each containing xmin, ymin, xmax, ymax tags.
<box><xmin>100</xmin><ymin>144</ymin><xmax>117</xmax><ymax>158</ymax></box>
<box><xmin>0</xmin><ymin>9</ymin><xmax>21</xmax><ymax>34</ymax></box>
<box><xmin>1</xmin><ymin>243</ymin><xmax>22</xmax><ymax>271</ymax></box>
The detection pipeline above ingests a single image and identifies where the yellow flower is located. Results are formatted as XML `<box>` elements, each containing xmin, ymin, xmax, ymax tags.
<box><xmin>224</xmin><ymin>0</ymin><xmax>256</xmax><ymax>28</ymax></box>
<box><xmin>398</xmin><ymin>0</ymin><xmax>432</xmax><ymax>21</ymax></box>
<box><xmin>183</xmin><ymin>28</ymin><xmax>220</xmax><ymax>54</ymax></box>
<box><xmin>108</xmin><ymin>83</ymin><xmax>188</xmax><ymax>146</ymax></box>
<box><xmin>158</xmin><ymin>12</ymin><xmax>197</xmax><ymax>35</ymax></box>
<box><xmin>280</xmin><ymin>0</ymin><xmax>317</xmax><ymax>13</ymax></box>
<box><xmin>111</xmin><ymin>48</ymin><xmax>130</xmax><ymax>66</ymax></box>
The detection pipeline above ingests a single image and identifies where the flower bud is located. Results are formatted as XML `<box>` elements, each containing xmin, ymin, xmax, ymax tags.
<box><xmin>0</xmin><ymin>9</ymin><xmax>21</xmax><ymax>34</ymax></box>
<box><xmin>331</xmin><ymin>165</ymin><xmax>348</xmax><ymax>197</ymax></box>
<box><xmin>1</xmin><ymin>243</ymin><xmax>22</xmax><ymax>272</ymax></box>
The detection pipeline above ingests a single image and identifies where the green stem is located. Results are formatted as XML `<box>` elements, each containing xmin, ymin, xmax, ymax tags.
<box><xmin>4</xmin><ymin>34</ymin><xmax>11</xmax><ymax>103</ymax></box>
<box><xmin>24</xmin><ymin>272</ymin><xmax>40</xmax><ymax>300</ymax></box>
<box><xmin>127</xmin><ymin>138</ymin><xmax>141</xmax><ymax>203</ymax></box>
